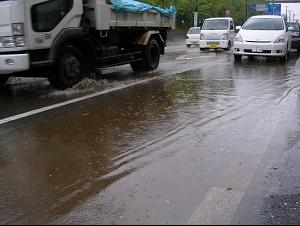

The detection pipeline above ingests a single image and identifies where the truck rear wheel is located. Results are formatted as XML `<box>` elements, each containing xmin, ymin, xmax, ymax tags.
<box><xmin>0</xmin><ymin>76</ymin><xmax>9</xmax><ymax>86</ymax></box>
<box><xmin>49</xmin><ymin>45</ymin><xmax>83</xmax><ymax>90</ymax></box>
<box><xmin>131</xmin><ymin>39</ymin><xmax>160</xmax><ymax>72</ymax></box>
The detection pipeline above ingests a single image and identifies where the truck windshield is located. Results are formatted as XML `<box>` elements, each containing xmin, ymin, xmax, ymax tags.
<box><xmin>202</xmin><ymin>19</ymin><xmax>228</xmax><ymax>30</ymax></box>
<box><xmin>243</xmin><ymin>18</ymin><xmax>284</xmax><ymax>30</ymax></box>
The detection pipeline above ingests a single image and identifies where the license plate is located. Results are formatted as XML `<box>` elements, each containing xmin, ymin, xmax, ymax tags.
<box><xmin>192</xmin><ymin>41</ymin><xmax>198</xmax><ymax>44</ymax></box>
<box><xmin>252</xmin><ymin>46</ymin><xmax>263</xmax><ymax>53</ymax></box>
<box><xmin>210</xmin><ymin>43</ymin><xmax>217</xmax><ymax>49</ymax></box>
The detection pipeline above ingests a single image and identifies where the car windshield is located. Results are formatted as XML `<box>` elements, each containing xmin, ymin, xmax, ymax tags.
<box><xmin>288</xmin><ymin>22</ymin><xmax>300</xmax><ymax>32</ymax></box>
<box><xmin>188</xmin><ymin>28</ymin><xmax>200</xmax><ymax>34</ymax></box>
<box><xmin>202</xmin><ymin>19</ymin><xmax>228</xmax><ymax>30</ymax></box>
<box><xmin>243</xmin><ymin>18</ymin><xmax>284</xmax><ymax>30</ymax></box>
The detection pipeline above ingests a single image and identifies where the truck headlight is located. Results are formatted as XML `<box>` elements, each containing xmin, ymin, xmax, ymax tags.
<box><xmin>12</xmin><ymin>23</ymin><xmax>24</xmax><ymax>36</ymax></box>
<box><xmin>0</xmin><ymin>37</ymin><xmax>15</xmax><ymax>48</ymax></box>
<box><xmin>14</xmin><ymin>36</ymin><xmax>26</xmax><ymax>47</ymax></box>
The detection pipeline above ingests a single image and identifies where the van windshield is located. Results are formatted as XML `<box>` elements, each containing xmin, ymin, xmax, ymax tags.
<box><xmin>202</xmin><ymin>19</ymin><xmax>229</xmax><ymax>30</ymax></box>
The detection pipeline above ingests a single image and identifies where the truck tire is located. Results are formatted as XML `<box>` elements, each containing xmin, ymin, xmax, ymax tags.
<box><xmin>130</xmin><ymin>61</ymin><xmax>145</xmax><ymax>72</ymax></box>
<box><xmin>0</xmin><ymin>76</ymin><xmax>9</xmax><ymax>86</ymax></box>
<box><xmin>49</xmin><ymin>45</ymin><xmax>83</xmax><ymax>90</ymax></box>
<box><xmin>131</xmin><ymin>39</ymin><xmax>160</xmax><ymax>72</ymax></box>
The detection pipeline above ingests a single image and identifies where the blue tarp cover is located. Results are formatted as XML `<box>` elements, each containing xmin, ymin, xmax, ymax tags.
<box><xmin>111</xmin><ymin>0</ymin><xmax>176</xmax><ymax>17</ymax></box>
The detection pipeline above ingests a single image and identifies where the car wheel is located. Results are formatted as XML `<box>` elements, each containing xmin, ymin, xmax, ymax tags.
<box><xmin>187</xmin><ymin>44</ymin><xmax>191</xmax><ymax>48</ymax></box>
<box><xmin>234</xmin><ymin>55</ymin><xmax>242</xmax><ymax>61</ymax></box>
<box><xmin>280</xmin><ymin>53</ymin><xmax>288</xmax><ymax>62</ymax></box>
<box><xmin>280</xmin><ymin>45</ymin><xmax>290</xmax><ymax>62</ymax></box>
<box><xmin>226</xmin><ymin>41</ymin><xmax>232</xmax><ymax>51</ymax></box>
<box><xmin>0</xmin><ymin>76</ymin><xmax>9</xmax><ymax>86</ymax></box>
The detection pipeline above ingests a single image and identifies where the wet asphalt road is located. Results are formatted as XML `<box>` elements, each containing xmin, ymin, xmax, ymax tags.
<box><xmin>0</xmin><ymin>43</ymin><xmax>300</xmax><ymax>225</ymax></box>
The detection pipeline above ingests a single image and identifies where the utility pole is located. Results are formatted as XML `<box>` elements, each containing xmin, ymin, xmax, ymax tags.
<box><xmin>194</xmin><ymin>0</ymin><xmax>199</xmax><ymax>27</ymax></box>
<box><xmin>246</xmin><ymin>0</ymin><xmax>249</xmax><ymax>20</ymax></box>
<box><xmin>286</xmin><ymin>6</ymin><xmax>288</xmax><ymax>21</ymax></box>
<box><xmin>293</xmin><ymin>13</ymin><xmax>295</xmax><ymax>22</ymax></box>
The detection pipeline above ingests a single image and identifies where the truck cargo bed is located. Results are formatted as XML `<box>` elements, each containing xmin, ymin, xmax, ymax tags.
<box><xmin>86</xmin><ymin>0</ymin><xmax>175</xmax><ymax>30</ymax></box>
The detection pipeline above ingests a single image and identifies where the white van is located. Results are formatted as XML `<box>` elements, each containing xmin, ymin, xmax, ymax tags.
<box><xmin>200</xmin><ymin>17</ymin><xmax>235</xmax><ymax>51</ymax></box>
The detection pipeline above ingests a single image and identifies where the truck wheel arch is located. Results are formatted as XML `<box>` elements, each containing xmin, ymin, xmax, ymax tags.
<box><xmin>137</xmin><ymin>31</ymin><xmax>165</xmax><ymax>55</ymax></box>
<box><xmin>49</xmin><ymin>28</ymin><xmax>97</xmax><ymax>72</ymax></box>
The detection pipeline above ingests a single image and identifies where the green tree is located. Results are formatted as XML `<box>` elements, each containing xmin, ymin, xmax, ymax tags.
<box><xmin>141</xmin><ymin>0</ymin><xmax>269</xmax><ymax>29</ymax></box>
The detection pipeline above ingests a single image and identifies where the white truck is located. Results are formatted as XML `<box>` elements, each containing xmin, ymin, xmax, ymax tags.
<box><xmin>0</xmin><ymin>0</ymin><xmax>175</xmax><ymax>89</ymax></box>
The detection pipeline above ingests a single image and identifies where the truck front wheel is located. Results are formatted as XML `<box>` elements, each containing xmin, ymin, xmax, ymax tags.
<box><xmin>49</xmin><ymin>45</ymin><xmax>83</xmax><ymax>90</ymax></box>
<box><xmin>0</xmin><ymin>76</ymin><xmax>9</xmax><ymax>86</ymax></box>
<box><xmin>131</xmin><ymin>39</ymin><xmax>160</xmax><ymax>72</ymax></box>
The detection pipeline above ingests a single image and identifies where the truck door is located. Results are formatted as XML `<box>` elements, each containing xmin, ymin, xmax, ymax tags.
<box><xmin>24</xmin><ymin>0</ymin><xmax>83</xmax><ymax>50</ymax></box>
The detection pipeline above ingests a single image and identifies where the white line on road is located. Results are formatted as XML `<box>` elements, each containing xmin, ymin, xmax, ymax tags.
<box><xmin>187</xmin><ymin>187</ymin><xmax>245</xmax><ymax>225</ymax></box>
<box><xmin>0</xmin><ymin>56</ymin><xmax>228</xmax><ymax>126</ymax></box>
<box><xmin>0</xmin><ymin>78</ymin><xmax>156</xmax><ymax>126</ymax></box>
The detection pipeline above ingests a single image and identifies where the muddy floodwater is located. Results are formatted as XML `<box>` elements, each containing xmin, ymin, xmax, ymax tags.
<box><xmin>1</xmin><ymin>46</ymin><xmax>300</xmax><ymax>224</ymax></box>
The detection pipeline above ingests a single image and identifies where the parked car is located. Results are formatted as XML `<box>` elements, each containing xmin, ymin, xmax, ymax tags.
<box><xmin>234</xmin><ymin>15</ymin><xmax>292</xmax><ymax>62</ymax></box>
<box><xmin>186</xmin><ymin>27</ymin><xmax>201</xmax><ymax>48</ymax></box>
<box><xmin>199</xmin><ymin>17</ymin><xmax>235</xmax><ymax>51</ymax></box>
<box><xmin>287</xmin><ymin>22</ymin><xmax>300</xmax><ymax>52</ymax></box>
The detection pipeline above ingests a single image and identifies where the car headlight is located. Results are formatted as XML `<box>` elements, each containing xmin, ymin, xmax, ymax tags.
<box><xmin>12</xmin><ymin>23</ymin><xmax>24</xmax><ymax>36</ymax></box>
<box><xmin>235</xmin><ymin>33</ymin><xmax>243</xmax><ymax>42</ymax></box>
<box><xmin>200</xmin><ymin>34</ymin><xmax>205</xmax><ymax>40</ymax></box>
<box><xmin>0</xmin><ymin>37</ymin><xmax>15</xmax><ymax>48</ymax></box>
<box><xmin>274</xmin><ymin>34</ymin><xmax>285</xmax><ymax>43</ymax></box>
<box><xmin>222</xmin><ymin>33</ymin><xmax>229</xmax><ymax>40</ymax></box>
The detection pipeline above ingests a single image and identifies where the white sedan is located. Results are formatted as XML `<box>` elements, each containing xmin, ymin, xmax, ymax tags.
<box><xmin>234</xmin><ymin>15</ymin><xmax>292</xmax><ymax>62</ymax></box>
<box><xmin>186</xmin><ymin>27</ymin><xmax>201</xmax><ymax>48</ymax></box>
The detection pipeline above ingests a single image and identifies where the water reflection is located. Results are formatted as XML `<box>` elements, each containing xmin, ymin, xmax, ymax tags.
<box><xmin>0</xmin><ymin>53</ymin><xmax>300</xmax><ymax>224</ymax></box>
<box><xmin>0</xmin><ymin>81</ymin><xmax>176</xmax><ymax>224</ymax></box>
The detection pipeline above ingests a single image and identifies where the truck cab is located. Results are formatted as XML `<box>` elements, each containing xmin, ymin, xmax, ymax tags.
<box><xmin>0</xmin><ymin>0</ymin><xmax>83</xmax><ymax>86</ymax></box>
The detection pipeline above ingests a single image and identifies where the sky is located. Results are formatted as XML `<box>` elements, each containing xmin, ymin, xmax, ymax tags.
<box><xmin>281</xmin><ymin>3</ymin><xmax>300</xmax><ymax>21</ymax></box>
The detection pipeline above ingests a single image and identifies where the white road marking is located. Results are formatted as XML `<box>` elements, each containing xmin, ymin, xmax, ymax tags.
<box><xmin>187</xmin><ymin>187</ymin><xmax>245</xmax><ymax>225</ymax></box>
<box><xmin>0</xmin><ymin>78</ymin><xmax>156</xmax><ymax>126</ymax></box>
<box><xmin>0</xmin><ymin>56</ymin><xmax>228</xmax><ymax>126</ymax></box>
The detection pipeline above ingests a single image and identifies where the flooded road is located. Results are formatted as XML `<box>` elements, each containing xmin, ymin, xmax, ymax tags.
<box><xmin>1</xmin><ymin>44</ymin><xmax>300</xmax><ymax>224</ymax></box>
